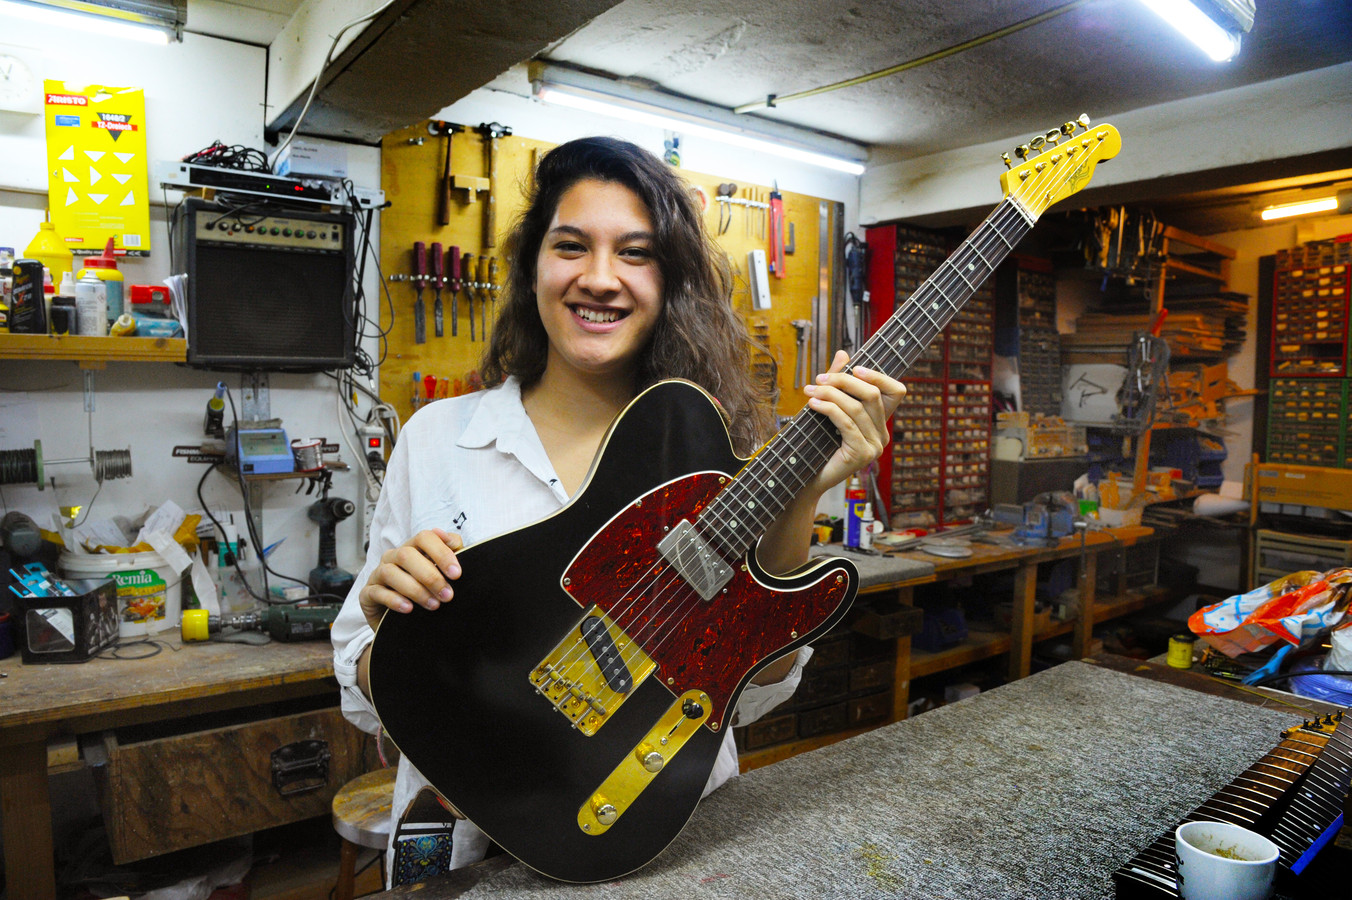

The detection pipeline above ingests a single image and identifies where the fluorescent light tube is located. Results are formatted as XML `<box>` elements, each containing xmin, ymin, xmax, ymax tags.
<box><xmin>536</xmin><ymin>84</ymin><xmax>866</xmax><ymax>176</ymax></box>
<box><xmin>1261</xmin><ymin>196</ymin><xmax>1340</xmax><ymax>221</ymax></box>
<box><xmin>1138</xmin><ymin>0</ymin><xmax>1242</xmax><ymax>62</ymax></box>
<box><xmin>0</xmin><ymin>0</ymin><xmax>171</xmax><ymax>43</ymax></box>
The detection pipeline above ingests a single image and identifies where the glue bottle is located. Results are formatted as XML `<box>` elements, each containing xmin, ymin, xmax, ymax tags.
<box><xmin>76</xmin><ymin>238</ymin><xmax>124</xmax><ymax>324</ymax></box>
<box><xmin>23</xmin><ymin>220</ymin><xmax>73</xmax><ymax>288</ymax></box>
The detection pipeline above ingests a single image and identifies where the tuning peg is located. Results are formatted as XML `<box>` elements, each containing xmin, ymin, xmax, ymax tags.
<box><xmin>1077</xmin><ymin>113</ymin><xmax>1091</xmax><ymax>130</ymax></box>
<box><xmin>1030</xmin><ymin>135</ymin><xmax>1046</xmax><ymax>152</ymax></box>
<box><xmin>1014</xmin><ymin>143</ymin><xmax>1031</xmax><ymax>160</ymax></box>
<box><xmin>1061</xmin><ymin>121</ymin><xmax>1078</xmax><ymax>138</ymax></box>
<box><xmin>1001</xmin><ymin>151</ymin><xmax>1012</xmax><ymax>169</ymax></box>
<box><xmin>1045</xmin><ymin>129</ymin><xmax>1062</xmax><ymax>145</ymax></box>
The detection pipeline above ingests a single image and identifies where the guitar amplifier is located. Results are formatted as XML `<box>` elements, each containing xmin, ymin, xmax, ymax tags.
<box><xmin>171</xmin><ymin>197</ymin><xmax>356</xmax><ymax>371</ymax></box>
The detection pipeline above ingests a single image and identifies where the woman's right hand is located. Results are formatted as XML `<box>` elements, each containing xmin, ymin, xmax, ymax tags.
<box><xmin>358</xmin><ymin>528</ymin><xmax>463</xmax><ymax>632</ymax></box>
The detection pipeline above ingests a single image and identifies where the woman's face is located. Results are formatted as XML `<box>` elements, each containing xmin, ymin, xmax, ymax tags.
<box><xmin>534</xmin><ymin>178</ymin><xmax>664</xmax><ymax>384</ymax></box>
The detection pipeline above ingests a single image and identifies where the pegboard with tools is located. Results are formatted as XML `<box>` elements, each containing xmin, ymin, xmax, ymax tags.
<box><xmin>378</xmin><ymin>120</ymin><xmax>840</xmax><ymax>427</ymax></box>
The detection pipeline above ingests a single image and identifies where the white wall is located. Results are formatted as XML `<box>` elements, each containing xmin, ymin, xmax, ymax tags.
<box><xmin>0</xmin><ymin>19</ymin><xmax>381</xmax><ymax>589</ymax></box>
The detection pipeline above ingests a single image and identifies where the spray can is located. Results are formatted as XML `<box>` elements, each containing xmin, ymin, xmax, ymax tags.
<box><xmin>76</xmin><ymin>238</ymin><xmax>124</xmax><ymax>323</ymax></box>
<box><xmin>75</xmin><ymin>268</ymin><xmax>108</xmax><ymax>335</ymax></box>
<box><xmin>844</xmin><ymin>474</ymin><xmax>867</xmax><ymax>548</ymax></box>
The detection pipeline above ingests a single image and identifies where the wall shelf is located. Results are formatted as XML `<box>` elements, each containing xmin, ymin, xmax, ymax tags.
<box><xmin>0</xmin><ymin>333</ymin><xmax>186</xmax><ymax>368</ymax></box>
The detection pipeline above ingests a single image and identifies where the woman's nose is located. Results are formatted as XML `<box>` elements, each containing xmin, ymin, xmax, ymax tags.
<box><xmin>578</xmin><ymin>252</ymin><xmax>621</xmax><ymax>294</ymax></box>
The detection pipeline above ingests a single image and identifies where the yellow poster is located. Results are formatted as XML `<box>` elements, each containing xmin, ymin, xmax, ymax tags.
<box><xmin>43</xmin><ymin>80</ymin><xmax>151</xmax><ymax>257</ymax></box>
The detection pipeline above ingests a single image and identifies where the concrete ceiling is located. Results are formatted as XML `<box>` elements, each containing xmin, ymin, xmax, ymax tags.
<box><xmin>537</xmin><ymin>0</ymin><xmax>1352</xmax><ymax>232</ymax></box>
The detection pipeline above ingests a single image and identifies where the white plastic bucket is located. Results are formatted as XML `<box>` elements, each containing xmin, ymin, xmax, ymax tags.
<box><xmin>59</xmin><ymin>550</ymin><xmax>182</xmax><ymax>637</ymax></box>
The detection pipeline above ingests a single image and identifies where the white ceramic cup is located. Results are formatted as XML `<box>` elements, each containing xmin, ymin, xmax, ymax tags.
<box><xmin>1175</xmin><ymin>820</ymin><xmax>1280</xmax><ymax>900</ymax></box>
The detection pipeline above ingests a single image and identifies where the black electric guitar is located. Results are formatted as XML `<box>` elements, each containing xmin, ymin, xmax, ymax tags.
<box><xmin>369</xmin><ymin>117</ymin><xmax>1121</xmax><ymax>882</ymax></box>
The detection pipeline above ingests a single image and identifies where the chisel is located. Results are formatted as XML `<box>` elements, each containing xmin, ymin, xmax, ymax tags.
<box><xmin>478</xmin><ymin>255</ymin><xmax>490</xmax><ymax>340</ymax></box>
<box><xmin>412</xmin><ymin>241</ymin><xmax>427</xmax><ymax>344</ymax></box>
<box><xmin>430</xmin><ymin>241</ymin><xmax>445</xmax><ymax>338</ymax></box>
<box><xmin>463</xmin><ymin>251</ymin><xmax>477</xmax><ymax>341</ymax></box>
<box><xmin>448</xmin><ymin>245</ymin><xmax>462</xmax><ymax>338</ymax></box>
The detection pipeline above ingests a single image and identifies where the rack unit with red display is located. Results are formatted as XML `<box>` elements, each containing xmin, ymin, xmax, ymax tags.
<box><xmin>866</xmin><ymin>224</ymin><xmax>994</xmax><ymax>528</ymax></box>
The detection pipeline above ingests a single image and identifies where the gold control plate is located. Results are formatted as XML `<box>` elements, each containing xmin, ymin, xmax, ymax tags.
<box><xmin>578</xmin><ymin>690</ymin><xmax>711</xmax><ymax>835</ymax></box>
<box><xmin>529</xmin><ymin>605</ymin><xmax>656</xmax><ymax>736</ymax></box>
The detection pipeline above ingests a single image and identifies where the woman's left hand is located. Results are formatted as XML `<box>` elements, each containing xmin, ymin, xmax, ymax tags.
<box><xmin>803</xmin><ymin>349</ymin><xmax>907</xmax><ymax>494</ymax></box>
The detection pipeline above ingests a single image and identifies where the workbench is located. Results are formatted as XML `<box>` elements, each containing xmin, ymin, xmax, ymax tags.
<box><xmin>0</xmin><ymin>637</ymin><xmax>350</xmax><ymax>900</ymax></box>
<box><xmin>375</xmin><ymin>657</ymin><xmax>1345</xmax><ymax>899</ymax></box>
<box><xmin>744</xmin><ymin>524</ymin><xmax>1163</xmax><ymax>768</ymax></box>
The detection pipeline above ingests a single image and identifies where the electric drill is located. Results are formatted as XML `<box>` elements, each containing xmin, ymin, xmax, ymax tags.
<box><xmin>181</xmin><ymin>605</ymin><xmax>340</xmax><ymax>643</ymax></box>
<box><xmin>309</xmin><ymin>490</ymin><xmax>356</xmax><ymax>602</ymax></box>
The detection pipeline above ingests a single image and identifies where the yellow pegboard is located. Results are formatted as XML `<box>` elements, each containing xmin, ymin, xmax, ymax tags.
<box><xmin>379</xmin><ymin>122</ymin><xmax>838</xmax><ymax>426</ymax></box>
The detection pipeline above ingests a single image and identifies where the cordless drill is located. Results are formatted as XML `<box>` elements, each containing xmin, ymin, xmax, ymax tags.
<box><xmin>181</xmin><ymin>605</ymin><xmax>340</xmax><ymax>642</ymax></box>
<box><xmin>308</xmin><ymin>482</ymin><xmax>356</xmax><ymax>603</ymax></box>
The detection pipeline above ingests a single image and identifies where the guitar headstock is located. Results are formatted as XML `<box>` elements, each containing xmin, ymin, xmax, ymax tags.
<box><xmin>999</xmin><ymin>114</ymin><xmax>1121</xmax><ymax>220</ymax></box>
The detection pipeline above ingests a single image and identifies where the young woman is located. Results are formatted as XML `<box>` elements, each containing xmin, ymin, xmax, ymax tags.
<box><xmin>331</xmin><ymin>136</ymin><xmax>905</xmax><ymax>884</ymax></box>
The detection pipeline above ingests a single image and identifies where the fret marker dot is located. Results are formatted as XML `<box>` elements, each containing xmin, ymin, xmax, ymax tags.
<box><xmin>789</xmin><ymin>456</ymin><xmax>796</xmax><ymax>465</ymax></box>
<box><xmin>930</xmin><ymin>302</ymin><xmax>938</xmax><ymax>310</ymax></box>
<box><xmin>767</xmin><ymin>480</ymin><xmax>775</xmax><ymax>488</ymax></box>
<box><xmin>898</xmin><ymin>338</ymin><xmax>906</xmax><ymax>347</ymax></box>
<box><xmin>746</xmin><ymin>500</ymin><xmax>756</xmax><ymax>509</ymax></box>
<box><xmin>730</xmin><ymin>520</ymin><xmax>739</xmax><ymax>529</ymax></box>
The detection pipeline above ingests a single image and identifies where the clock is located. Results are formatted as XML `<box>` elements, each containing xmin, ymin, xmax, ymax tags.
<box><xmin>0</xmin><ymin>53</ymin><xmax>40</xmax><ymax>115</ymax></box>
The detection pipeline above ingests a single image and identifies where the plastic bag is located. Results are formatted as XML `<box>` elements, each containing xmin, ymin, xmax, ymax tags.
<box><xmin>1189</xmin><ymin>568</ymin><xmax>1352</xmax><ymax>658</ymax></box>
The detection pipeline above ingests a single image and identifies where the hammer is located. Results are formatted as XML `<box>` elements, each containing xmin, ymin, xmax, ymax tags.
<box><xmin>476</xmin><ymin>122</ymin><xmax>511</xmax><ymax>249</ymax></box>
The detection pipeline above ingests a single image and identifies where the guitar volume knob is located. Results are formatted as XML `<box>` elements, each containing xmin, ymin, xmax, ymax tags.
<box><xmin>591</xmin><ymin>796</ymin><xmax>618</xmax><ymax>826</ymax></box>
<box><xmin>636</xmin><ymin>743</ymin><xmax>665</xmax><ymax>773</ymax></box>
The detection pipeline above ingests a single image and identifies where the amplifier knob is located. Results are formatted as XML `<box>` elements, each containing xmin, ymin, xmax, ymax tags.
<box><xmin>283</xmin><ymin>228</ymin><xmax>292</xmax><ymax>236</ymax></box>
<box><xmin>307</xmin><ymin>230</ymin><xmax>316</xmax><ymax>238</ymax></box>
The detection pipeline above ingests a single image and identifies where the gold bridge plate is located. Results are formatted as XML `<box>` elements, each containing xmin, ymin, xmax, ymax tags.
<box><xmin>529</xmin><ymin>605</ymin><xmax>656</xmax><ymax>736</ymax></box>
<box><xmin>578</xmin><ymin>689</ymin><xmax>711</xmax><ymax>835</ymax></box>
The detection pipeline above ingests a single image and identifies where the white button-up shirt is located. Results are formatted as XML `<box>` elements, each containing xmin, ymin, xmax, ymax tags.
<box><xmin>331</xmin><ymin>377</ymin><xmax>810</xmax><ymax>877</ymax></box>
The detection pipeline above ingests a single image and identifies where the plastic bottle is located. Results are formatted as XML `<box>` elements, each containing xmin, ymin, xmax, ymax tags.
<box><xmin>844</xmin><ymin>474</ymin><xmax>867</xmax><ymax>548</ymax></box>
<box><xmin>75</xmin><ymin>268</ymin><xmax>108</xmax><ymax>336</ymax></box>
<box><xmin>24</xmin><ymin>221</ymin><xmax>73</xmax><ymax>288</ymax></box>
<box><xmin>76</xmin><ymin>238</ymin><xmax>124</xmax><ymax>323</ymax></box>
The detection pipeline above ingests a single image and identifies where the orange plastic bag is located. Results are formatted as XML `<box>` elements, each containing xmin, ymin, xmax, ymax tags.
<box><xmin>1189</xmin><ymin>569</ymin><xmax>1352</xmax><ymax>658</ymax></box>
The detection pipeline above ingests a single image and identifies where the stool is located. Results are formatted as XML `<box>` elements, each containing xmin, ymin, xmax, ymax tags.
<box><xmin>332</xmin><ymin>766</ymin><xmax>396</xmax><ymax>900</ymax></box>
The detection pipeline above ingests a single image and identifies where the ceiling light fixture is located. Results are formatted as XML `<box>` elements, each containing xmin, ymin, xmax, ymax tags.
<box><xmin>1137</xmin><ymin>0</ymin><xmax>1254</xmax><ymax>62</ymax></box>
<box><xmin>529</xmin><ymin>62</ymin><xmax>867</xmax><ymax>176</ymax></box>
<box><xmin>0</xmin><ymin>0</ymin><xmax>185</xmax><ymax>44</ymax></box>
<box><xmin>1260</xmin><ymin>190</ymin><xmax>1352</xmax><ymax>222</ymax></box>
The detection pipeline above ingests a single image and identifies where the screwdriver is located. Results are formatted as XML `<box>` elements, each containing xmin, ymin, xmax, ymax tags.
<box><xmin>424</xmin><ymin>374</ymin><xmax>438</xmax><ymax>405</ymax></box>
<box><xmin>412</xmin><ymin>241</ymin><xmax>428</xmax><ymax>344</ymax></box>
<box><xmin>448</xmin><ymin>245</ymin><xmax>462</xmax><ymax>337</ymax></box>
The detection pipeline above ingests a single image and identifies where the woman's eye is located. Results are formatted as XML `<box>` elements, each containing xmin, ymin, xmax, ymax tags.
<box><xmin>555</xmin><ymin>241</ymin><xmax>585</xmax><ymax>254</ymax></box>
<box><xmin>620</xmin><ymin>246</ymin><xmax>652</xmax><ymax>260</ymax></box>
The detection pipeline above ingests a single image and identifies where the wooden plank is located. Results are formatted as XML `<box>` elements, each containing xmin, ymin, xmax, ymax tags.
<box><xmin>1008</xmin><ymin>562</ymin><xmax>1037</xmax><ymax>681</ymax></box>
<box><xmin>0</xmin><ymin>739</ymin><xmax>55</xmax><ymax>900</ymax></box>
<box><xmin>1073</xmin><ymin>550</ymin><xmax>1098</xmax><ymax>660</ymax></box>
<box><xmin>0</xmin><ymin>333</ymin><xmax>186</xmax><ymax>364</ymax></box>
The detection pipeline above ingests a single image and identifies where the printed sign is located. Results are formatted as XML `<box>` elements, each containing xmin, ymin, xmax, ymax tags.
<box><xmin>43</xmin><ymin>81</ymin><xmax>151</xmax><ymax>256</ymax></box>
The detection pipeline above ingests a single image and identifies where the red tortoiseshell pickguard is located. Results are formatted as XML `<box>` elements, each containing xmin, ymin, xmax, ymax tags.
<box><xmin>562</xmin><ymin>471</ymin><xmax>851</xmax><ymax>729</ymax></box>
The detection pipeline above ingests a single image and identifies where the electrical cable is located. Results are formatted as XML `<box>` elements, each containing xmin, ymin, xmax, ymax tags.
<box><xmin>268</xmin><ymin>0</ymin><xmax>402</xmax><ymax>171</ymax></box>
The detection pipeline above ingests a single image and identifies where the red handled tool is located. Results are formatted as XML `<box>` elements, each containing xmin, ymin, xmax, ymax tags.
<box><xmin>412</xmin><ymin>241</ymin><xmax>428</xmax><ymax>344</ymax></box>
<box><xmin>448</xmin><ymin>245</ymin><xmax>462</xmax><ymax>338</ymax></box>
<box><xmin>430</xmin><ymin>241</ymin><xmax>445</xmax><ymax>338</ymax></box>
<box><xmin>768</xmin><ymin>181</ymin><xmax>786</xmax><ymax>278</ymax></box>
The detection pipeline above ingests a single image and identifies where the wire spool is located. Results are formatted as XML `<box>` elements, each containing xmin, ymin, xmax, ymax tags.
<box><xmin>93</xmin><ymin>448</ymin><xmax>133</xmax><ymax>482</ymax></box>
<box><xmin>0</xmin><ymin>441</ymin><xmax>45</xmax><ymax>489</ymax></box>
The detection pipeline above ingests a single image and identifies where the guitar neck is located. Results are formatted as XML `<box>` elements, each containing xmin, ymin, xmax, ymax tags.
<box><xmin>700</xmin><ymin>194</ymin><xmax>1035</xmax><ymax>559</ymax></box>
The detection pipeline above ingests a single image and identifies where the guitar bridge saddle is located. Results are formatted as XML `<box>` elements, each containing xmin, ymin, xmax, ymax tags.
<box><xmin>657</xmin><ymin>520</ymin><xmax>733</xmax><ymax>601</ymax></box>
<box><xmin>529</xmin><ymin>606</ymin><xmax>656</xmax><ymax>736</ymax></box>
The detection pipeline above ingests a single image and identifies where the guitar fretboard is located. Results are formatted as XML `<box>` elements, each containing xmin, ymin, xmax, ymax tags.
<box><xmin>698</xmin><ymin>194</ymin><xmax>1035</xmax><ymax>559</ymax></box>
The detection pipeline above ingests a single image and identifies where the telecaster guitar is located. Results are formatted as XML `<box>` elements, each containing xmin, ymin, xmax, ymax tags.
<box><xmin>369</xmin><ymin>115</ymin><xmax>1121</xmax><ymax>882</ymax></box>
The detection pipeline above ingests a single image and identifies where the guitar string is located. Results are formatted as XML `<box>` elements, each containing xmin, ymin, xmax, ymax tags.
<box><xmin>537</xmin><ymin>139</ymin><xmax>1101</xmax><ymax>717</ymax></box>
<box><xmin>554</xmin><ymin>145</ymin><xmax>1089</xmax><ymax>714</ymax></box>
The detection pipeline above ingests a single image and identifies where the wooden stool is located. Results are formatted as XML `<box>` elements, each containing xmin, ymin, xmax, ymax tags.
<box><xmin>332</xmin><ymin>766</ymin><xmax>396</xmax><ymax>900</ymax></box>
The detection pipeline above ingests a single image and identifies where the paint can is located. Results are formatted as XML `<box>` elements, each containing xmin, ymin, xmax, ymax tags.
<box><xmin>291</xmin><ymin>437</ymin><xmax>323</xmax><ymax>472</ymax></box>
<box><xmin>1167</xmin><ymin>633</ymin><xmax>1197</xmax><ymax>669</ymax></box>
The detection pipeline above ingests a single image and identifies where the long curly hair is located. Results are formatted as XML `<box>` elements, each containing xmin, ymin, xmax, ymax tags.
<box><xmin>482</xmin><ymin>136</ymin><xmax>773</xmax><ymax>455</ymax></box>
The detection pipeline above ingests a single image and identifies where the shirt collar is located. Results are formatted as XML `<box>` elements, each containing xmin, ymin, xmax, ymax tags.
<box><xmin>457</xmin><ymin>376</ymin><xmax>527</xmax><ymax>450</ymax></box>
<box><xmin>457</xmin><ymin>377</ymin><xmax>567</xmax><ymax>500</ymax></box>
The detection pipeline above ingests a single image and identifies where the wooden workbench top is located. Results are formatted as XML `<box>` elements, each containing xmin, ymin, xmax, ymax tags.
<box><xmin>0</xmin><ymin>635</ymin><xmax>335</xmax><ymax>736</ymax></box>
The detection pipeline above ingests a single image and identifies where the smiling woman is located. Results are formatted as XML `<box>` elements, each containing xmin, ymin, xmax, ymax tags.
<box><xmin>330</xmin><ymin>135</ymin><xmax>906</xmax><ymax>887</ymax></box>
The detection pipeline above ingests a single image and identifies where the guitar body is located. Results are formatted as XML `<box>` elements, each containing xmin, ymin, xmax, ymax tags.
<box><xmin>369</xmin><ymin>380</ymin><xmax>858</xmax><ymax>882</ymax></box>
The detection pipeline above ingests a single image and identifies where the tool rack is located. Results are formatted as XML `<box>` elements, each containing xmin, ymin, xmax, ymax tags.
<box><xmin>867</xmin><ymin>224</ymin><xmax>994</xmax><ymax>528</ymax></box>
